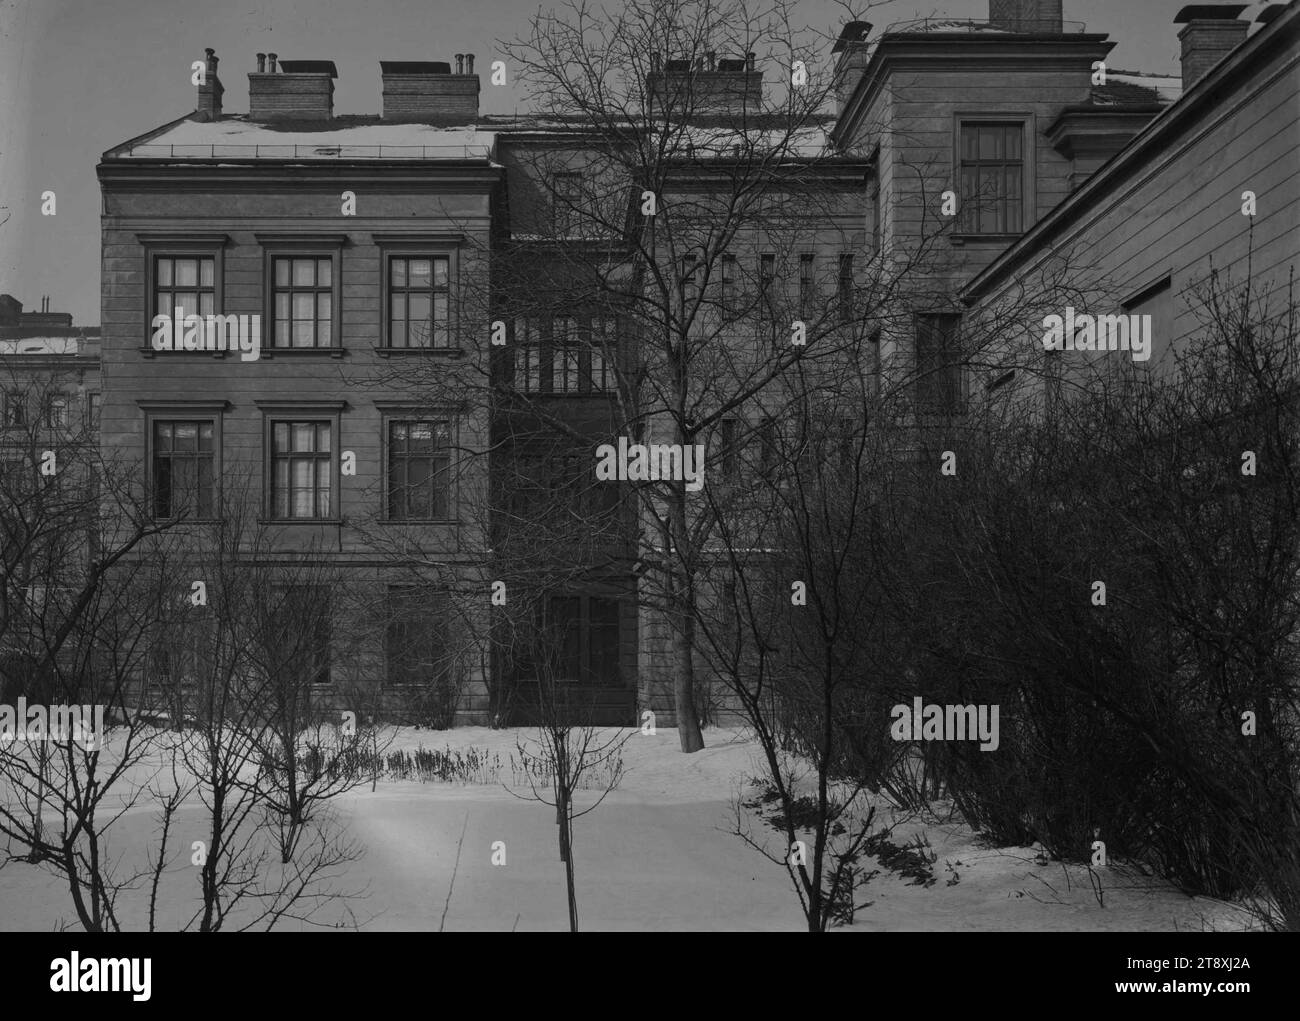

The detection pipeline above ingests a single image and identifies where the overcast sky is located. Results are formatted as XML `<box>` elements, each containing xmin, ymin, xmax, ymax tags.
<box><xmin>0</xmin><ymin>0</ymin><xmax>1217</xmax><ymax>326</ymax></box>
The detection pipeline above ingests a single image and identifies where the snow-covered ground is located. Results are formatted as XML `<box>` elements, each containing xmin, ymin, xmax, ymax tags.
<box><xmin>0</xmin><ymin>726</ymin><xmax>1254</xmax><ymax>931</ymax></box>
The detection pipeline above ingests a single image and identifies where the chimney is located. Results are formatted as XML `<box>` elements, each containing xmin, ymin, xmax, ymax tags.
<box><xmin>196</xmin><ymin>47</ymin><xmax>224</xmax><ymax>121</ymax></box>
<box><xmin>1174</xmin><ymin>5</ymin><xmax>1249</xmax><ymax>88</ymax></box>
<box><xmin>249</xmin><ymin>57</ymin><xmax>337</xmax><ymax>120</ymax></box>
<box><xmin>831</xmin><ymin>21</ymin><xmax>872</xmax><ymax>114</ymax></box>
<box><xmin>648</xmin><ymin>49</ymin><xmax>762</xmax><ymax>116</ymax></box>
<box><xmin>989</xmin><ymin>0</ymin><xmax>1064</xmax><ymax>33</ymax></box>
<box><xmin>256</xmin><ymin>52</ymin><xmax>266</xmax><ymax>72</ymax></box>
<box><xmin>380</xmin><ymin>60</ymin><xmax>481</xmax><ymax>123</ymax></box>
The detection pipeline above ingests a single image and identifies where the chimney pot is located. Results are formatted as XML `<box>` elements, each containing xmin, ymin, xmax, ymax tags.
<box><xmin>268</xmin><ymin>52</ymin><xmax>277</xmax><ymax>72</ymax></box>
<box><xmin>455</xmin><ymin>53</ymin><xmax>464</xmax><ymax>74</ymax></box>
<box><xmin>465</xmin><ymin>53</ymin><xmax>474</xmax><ymax>74</ymax></box>
<box><xmin>651</xmin><ymin>52</ymin><xmax>662</xmax><ymax>72</ymax></box>
<box><xmin>706</xmin><ymin>50</ymin><xmax>716</xmax><ymax>70</ymax></box>
<box><xmin>745</xmin><ymin>51</ymin><xmax>755</xmax><ymax>71</ymax></box>
<box><xmin>257</xmin><ymin>52</ymin><xmax>266</xmax><ymax>72</ymax></box>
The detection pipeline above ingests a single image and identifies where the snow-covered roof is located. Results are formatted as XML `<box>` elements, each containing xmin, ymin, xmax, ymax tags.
<box><xmin>109</xmin><ymin>116</ymin><xmax>498</xmax><ymax>160</ymax></box>
<box><xmin>1104</xmin><ymin>70</ymin><xmax>1183</xmax><ymax>105</ymax></box>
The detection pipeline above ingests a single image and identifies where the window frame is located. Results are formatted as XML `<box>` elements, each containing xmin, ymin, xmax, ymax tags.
<box><xmin>255</xmin><ymin>400</ymin><xmax>345</xmax><ymax>523</ymax></box>
<box><xmin>914</xmin><ymin>313</ymin><xmax>967</xmax><ymax>416</ymax></box>
<box><xmin>518</xmin><ymin>593</ymin><xmax>622</xmax><ymax>687</ymax></box>
<box><xmin>951</xmin><ymin>115</ymin><xmax>1035</xmax><ymax>239</ymax></box>
<box><xmin>384</xmin><ymin>416</ymin><xmax>455</xmax><ymax>523</ymax></box>
<box><xmin>374</xmin><ymin>234</ymin><xmax>463</xmax><ymax>355</ymax></box>
<box><xmin>384</xmin><ymin>584</ymin><xmax>452</xmax><ymax>689</ymax></box>
<box><xmin>136</xmin><ymin>233</ymin><xmax>229</xmax><ymax>357</ymax></box>
<box><xmin>138</xmin><ymin>400</ymin><xmax>228</xmax><ymax>522</ymax></box>
<box><xmin>257</xmin><ymin>234</ymin><xmax>345</xmax><ymax>356</ymax></box>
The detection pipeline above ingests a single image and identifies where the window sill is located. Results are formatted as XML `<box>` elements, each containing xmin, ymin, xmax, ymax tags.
<box><xmin>374</xmin><ymin>346</ymin><xmax>465</xmax><ymax>359</ymax></box>
<box><xmin>262</xmin><ymin>348</ymin><xmax>348</xmax><ymax>359</ymax></box>
<box><xmin>258</xmin><ymin>517</ymin><xmax>345</xmax><ymax>526</ymax></box>
<box><xmin>380</xmin><ymin>518</ymin><xmax>460</xmax><ymax>526</ymax></box>
<box><xmin>138</xmin><ymin>347</ymin><xmax>231</xmax><ymax>359</ymax></box>
<box><xmin>949</xmin><ymin>234</ymin><xmax>1022</xmax><ymax>246</ymax></box>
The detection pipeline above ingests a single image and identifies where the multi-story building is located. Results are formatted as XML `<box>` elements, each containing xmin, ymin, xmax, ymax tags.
<box><xmin>96</xmin><ymin>1</ymin><xmax>1297</xmax><ymax>727</ymax></box>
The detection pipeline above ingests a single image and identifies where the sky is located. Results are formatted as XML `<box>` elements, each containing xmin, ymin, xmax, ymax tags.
<box><xmin>0</xmin><ymin>0</ymin><xmax>1218</xmax><ymax>326</ymax></box>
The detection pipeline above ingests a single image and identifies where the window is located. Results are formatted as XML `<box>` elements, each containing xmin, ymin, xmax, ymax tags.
<box><xmin>154</xmin><ymin>255</ymin><xmax>216</xmax><ymax>321</ymax></box>
<box><xmin>719</xmin><ymin>417</ymin><xmax>739</xmax><ymax>478</ymax></box>
<box><xmin>387</xmin><ymin>419</ymin><xmax>451</xmax><ymax>520</ymax></box>
<box><xmin>386</xmin><ymin>586</ymin><xmax>450</xmax><ymax>687</ymax></box>
<box><xmin>272</xmin><ymin>421</ymin><xmax>332</xmax><ymax>519</ymax></box>
<box><xmin>871</xmin><ymin>178</ymin><xmax>882</xmax><ymax>251</ymax></box>
<box><xmin>759</xmin><ymin>417</ymin><xmax>779</xmax><ymax>473</ymax></box>
<box><xmin>152</xmin><ymin>420</ymin><xmax>215</xmax><ymax>519</ymax></box>
<box><xmin>589</xmin><ymin>316</ymin><xmax>617</xmax><ymax>393</ymax></box>
<box><xmin>1122</xmin><ymin>276</ymin><xmax>1173</xmax><ymax>367</ymax></box>
<box><xmin>838</xmin><ymin>255</ymin><xmax>855</xmax><ymax>323</ymax></box>
<box><xmin>43</xmin><ymin>393</ymin><xmax>68</xmax><ymax>430</ymax></box>
<box><xmin>553</xmin><ymin>172</ymin><xmax>583</xmax><ymax>236</ymax></box>
<box><xmin>388</xmin><ymin>255</ymin><xmax>450</xmax><ymax>348</ymax></box>
<box><xmin>681</xmin><ymin>253</ymin><xmax>701</xmax><ymax>306</ymax></box>
<box><xmin>514</xmin><ymin>317</ymin><xmax>542</xmax><ymax>392</ymax></box>
<box><xmin>759</xmin><ymin>253</ymin><xmax>776</xmax><ymax>307</ymax></box>
<box><xmin>272</xmin><ymin>256</ymin><xmax>334</xmax><ymax>348</ymax></box>
<box><xmin>86</xmin><ymin>392</ymin><xmax>101</xmax><ymax>429</ymax></box>
<box><xmin>3</xmin><ymin>392</ymin><xmax>26</xmax><ymax>428</ymax></box>
<box><xmin>799</xmin><ymin>254</ymin><xmax>815</xmax><ymax>315</ymax></box>
<box><xmin>551</xmin><ymin>317</ymin><xmax>580</xmax><ymax>394</ymax></box>
<box><xmin>271</xmin><ymin>585</ymin><xmax>331</xmax><ymax>686</ymax></box>
<box><xmin>719</xmin><ymin>254</ymin><xmax>739</xmax><ymax>322</ymax></box>
<box><xmin>915</xmin><ymin>314</ymin><xmax>964</xmax><ymax>414</ymax></box>
<box><xmin>958</xmin><ymin>122</ymin><xmax>1024</xmax><ymax>235</ymax></box>
<box><xmin>520</xmin><ymin>594</ymin><xmax>621</xmax><ymax>685</ymax></box>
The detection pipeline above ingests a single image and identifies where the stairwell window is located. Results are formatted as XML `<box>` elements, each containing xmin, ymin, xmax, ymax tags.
<box><xmin>957</xmin><ymin>121</ymin><xmax>1025</xmax><ymax>235</ymax></box>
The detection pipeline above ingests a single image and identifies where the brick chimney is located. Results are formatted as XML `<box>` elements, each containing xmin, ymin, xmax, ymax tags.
<box><xmin>196</xmin><ymin>47</ymin><xmax>223</xmax><ymax>121</ymax></box>
<box><xmin>989</xmin><ymin>0</ymin><xmax>1064</xmax><ymax>33</ymax></box>
<box><xmin>648</xmin><ymin>51</ymin><xmax>763</xmax><ymax>117</ymax></box>
<box><xmin>249</xmin><ymin>57</ymin><xmax>337</xmax><ymax>121</ymax></box>
<box><xmin>1174</xmin><ymin>5</ymin><xmax>1249</xmax><ymax>88</ymax></box>
<box><xmin>380</xmin><ymin>60</ymin><xmax>480</xmax><ymax>123</ymax></box>
<box><xmin>831</xmin><ymin>21</ymin><xmax>872</xmax><ymax>115</ymax></box>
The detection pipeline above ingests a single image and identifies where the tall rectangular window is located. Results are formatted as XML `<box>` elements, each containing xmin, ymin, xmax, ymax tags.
<box><xmin>523</xmin><ymin>595</ymin><xmax>621</xmax><ymax>685</ymax></box>
<box><xmin>799</xmin><ymin>253</ymin><xmax>815</xmax><ymax>315</ymax></box>
<box><xmin>720</xmin><ymin>254</ymin><xmax>738</xmax><ymax>321</ymax></box>
<box><xmin>152</xmin><ymin>420</ymin><xmax>215</xmax><ymax>519</ymax></box>
<box><xmin>551</xmin><ymin>316</ymin><xmax>580</xmax><ymax>394</ymax></box>
<box><xmin>388</xmin><ymin>255</ymin><xmax>450</xmax><ymax>348</ymax></box>
<box><xmin>554</xmin><ymin>172</ymin><xmax>583</xmax><ymax>236</ymax></box>
<box><xmin>916</xmin><ymin>314</ymin><xmax>964</xmax><ymax>414</ymax></box>
<box><xmin>958</xmin><ymin>122</ymin><xmax>1024</xmax><ymax>235</ymax></box>
<box><xmin>272</xmin><ymin>256</ymin><xmax>333</xmax><ymax>348</ymax></box>
<box><xmin>273</xmin><ymin>585</ymin><xmax>331</xmax><ymax>686</ymax></box>
<box><xmin>3</xmin><ymin>392</ymin><xmax>26</xmax><ymax>428</ymax></box>
<box><xmin>154</xmin><ymin>255</ymin><xmax>216</xmax><ymax>321</ymax></box>
<box><xmin>838</xmin><ymin>254</ymin><xmax>855</xmax><ymax>323</ymax></box>
<box><xmin>387</xmin><ymin>419</ymin><xmax>451</xmax><ymax>520</ymax></box>
<box><xmin>514</xmin><ymin>317</ymin><xmax>542</xmax><ymax>392</ymax></box>
<box><xmin>385</xmin><ymin>585</ymin><xmax>450</xmax><ymax>687</ymax></box>
<box><xmin>42</xmin><ymin>393</ymin><xmax>68</xmax><ymax>430</ymax></box>
<box><xmin>589</xmin><ymin>315</ymin><xmax>616</xmax><ymax>393</ymax></box>
<box><xmin>871</xmin><ymin>179</ymin><xmax>882</xmax><ymax>251</ymax></box>
<box><xmin>272</xmin><ymin>421</ymin><xmax>332</xmax><ymax>519</ymax></box>
<box><xmin>719</xmin><ymin>417</ymin><xmax>739</xmax><ymax>478</ymax></box>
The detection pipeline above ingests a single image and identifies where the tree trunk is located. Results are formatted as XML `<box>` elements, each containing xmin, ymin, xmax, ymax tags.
<box><xmin>673</xmin><ymin>619</ymin><xmax>704</xmax><ymax>753</ymax></box>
